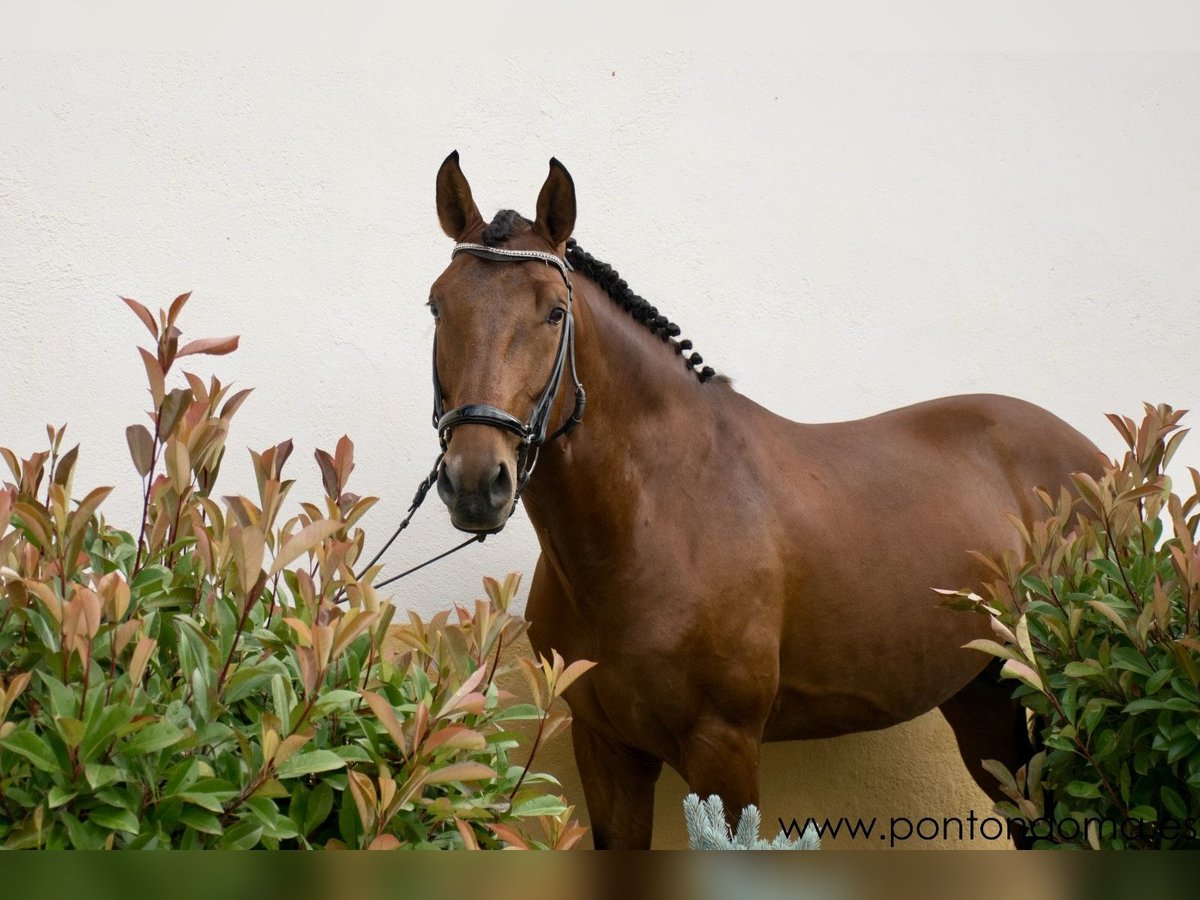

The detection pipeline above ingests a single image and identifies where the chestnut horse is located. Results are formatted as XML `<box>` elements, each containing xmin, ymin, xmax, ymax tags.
<box><xmin>427</xmin><ymin>153</ymin><xmax>1101</xmax><ymax>849</ymax></box>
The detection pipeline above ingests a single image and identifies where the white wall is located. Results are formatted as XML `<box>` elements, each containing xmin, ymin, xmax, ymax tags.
<box><xmin>2</xmin><ymin>53</ymin><xmax>1197</xmax><ymax>619</ymax></box>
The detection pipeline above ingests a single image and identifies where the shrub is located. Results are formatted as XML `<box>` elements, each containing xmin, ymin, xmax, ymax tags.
<box><xmin>683</xmin><ymin>794</ymin><xmax>819</xmax><ymax>850</ymax></box>
<box><xmin>945</xmin><ymin>404</ymin><xmax>1200</xmax><ymax>848</ymax></box>
<box><xmin>0</xmin><ymin>293</ymin><xmax>592</xmax><ymax>849</ymax></box>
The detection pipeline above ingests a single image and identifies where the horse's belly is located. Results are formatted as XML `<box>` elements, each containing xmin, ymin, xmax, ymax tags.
<box><xmin>762</xmin><ymin>686</ymin><xmax>933</xmax><ymax>741</ymax></box>
<box><xmin>766</xmin><ymin>581</ymin><xmax>994</xmax><ymax>741</ymax></box>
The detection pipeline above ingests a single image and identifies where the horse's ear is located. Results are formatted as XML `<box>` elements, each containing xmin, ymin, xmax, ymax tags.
<box><xmin>533</xmin><ymin>157</ymin><xmax>576</xmax><ymax>249</ymax></box>
<box><xmin>436</xmin><ymin>150</ymin><xmax>484</xmax><ymax>240</ymax></box>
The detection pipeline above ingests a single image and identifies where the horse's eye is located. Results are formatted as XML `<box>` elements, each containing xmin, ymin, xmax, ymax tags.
<box><xmin>429</xmin><ymin>302</ymin><xmax>440</xmax><ymax>319</ymax></box>
<box><xmin>547</xmin><ymin>307</ymin><xmax>566</xmax><ymax>326</ymax></box>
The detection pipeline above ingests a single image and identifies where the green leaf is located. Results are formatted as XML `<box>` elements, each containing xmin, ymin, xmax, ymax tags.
<box><xmin>271</xmin><ymin>674</ymin><xmax>290</xmax><ymax>727</ymax></box>
<box><xmin>1109</xmin><ymin>647</ymin><xmax>1154</xmax><ymax>677</ymax></box>
<box><xmin>223</xmin><ymin>664</ymin><xmax>278</xmax><ymax>703</ymax></box>
<box><xmin>1145</xmin><ymin>668</ymin><xmax>1174</xmax><ymax>695</ymax></box>
<box><xmin>1066</xmin><ymin>780</ymin><xmax>1103</xmax><ymax>799</ymax></box>
<box><xmin>179</xmin><ymin>807</ymin><xmax>224</xmax><ymax>835</ymax></box>
<box><xmin>275</xmin><ymin>750</ymin><xmax>346</xmax><ymax>779</ymax></box>
<box><xmin>121</xmin><ymin>721</ymin><xmax>185</xmax><ymax>756</ymax></box>
<box><xmin>511</xmin><ymin>794</ymin><xmax>568</xmax><ymax>818</ymax></box>
<box><xmin>1161</xmin><ymin>786</ymin><xmax>1188</xmax><ymax>820</ymax></box>
<box><xmin>220</xmin><ymin>821</ymin><xmax>263</xmax><ymax>850</ymax></box>
<box><xmin>84</xmin><ymin>763</ymin><xmax>124</xmax><ymax>790</ymax></box>
<box><xmin>89</xmin><ymin>806</ymin><xmax>140</xmax><ymax>835</ymax></box>
<box><xmin>0</xmin><ymin>729</ymin><xmax>60</xmax><ymax>773</ymax></box>
<box><xmin>302</xmin><ymin>783</ymin><xmax>334</xmax><ymax>837</ymax></box>
<box><xmin>47</xmin><ymin>787</ymin><xmax>77</xmax><ymax>809</ymax></box>
<box><xmin>310</xmin><ymin>689</ymin><xmax>361</xmax><ymax>716</ymax></box>
<box><xmin>178</xmin><ymin>792</ymin><xmax>226</xmax><ymax>813</ymax></box>
<box><xmin>55</xmin><ymin>717</ymin><xmax>87</xmax><ymax>749</ymax></box>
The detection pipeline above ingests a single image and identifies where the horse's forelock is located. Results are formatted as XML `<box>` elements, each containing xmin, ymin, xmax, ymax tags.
<box><xmin>481</xmin><ymin>209</ymin><xmax>530</xmax><ymax>246</ymax></box>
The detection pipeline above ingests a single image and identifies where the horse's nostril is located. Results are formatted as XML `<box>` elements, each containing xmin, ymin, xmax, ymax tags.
<box><xmin>437</xmin><ymin>460</ymin><xmax>459</xmax><ymax>500</ymax></box>
<box><xmin>489</xmin><ymin>462</ymin><xmax>513</xmax><ymax>507</ymax></box>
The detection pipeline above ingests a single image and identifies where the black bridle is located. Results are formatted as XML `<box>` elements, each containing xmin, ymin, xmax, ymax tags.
<box><xmin>432</xmin><ymin>242</ymin><xmax>587</xmax><ymax>498</ymax></box>
<box><xmin>346</xmin><ymin>241</ymin><xmax>586</xmax><ymax>596</ymax></box>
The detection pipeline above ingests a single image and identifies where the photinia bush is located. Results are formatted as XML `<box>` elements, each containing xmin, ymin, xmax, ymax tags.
<box><xmin>0</xmin><ymin>293</ymin><xmax>592</xmax><ymax>849</ymax></box>
<box><xmin>946</xmin><ymin>404</ymin><xmax>1200</xmax><ymax>848</ymax></box>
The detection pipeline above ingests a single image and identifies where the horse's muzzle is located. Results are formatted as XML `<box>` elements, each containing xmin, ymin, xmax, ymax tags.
<box><xmin>436</xmin><ymin>454</ymin><xmax>515</xmax><ymax>533</ymax></box>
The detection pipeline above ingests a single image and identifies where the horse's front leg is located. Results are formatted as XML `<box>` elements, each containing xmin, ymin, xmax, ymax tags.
<box><xmin>678</xmin><ymin>716</ymin><xmax>762</xmax><ymax>833</ymax></box>
<box><xmin>572</xmin><ymin>718</ymin><xmax>663</xmax><ymax>849</ymax></box>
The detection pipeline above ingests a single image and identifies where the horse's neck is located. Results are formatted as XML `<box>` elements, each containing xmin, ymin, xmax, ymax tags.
<box><xmin>520</xmin><ymin>276</ymin><xmax>722</xmax><ymax>566</ymax></box>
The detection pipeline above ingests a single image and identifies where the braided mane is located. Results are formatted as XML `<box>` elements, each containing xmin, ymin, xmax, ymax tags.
<box><xmin>482</xmin><ymin>209</ymin><xmax>720</xmax><ymax>384</ymax></box>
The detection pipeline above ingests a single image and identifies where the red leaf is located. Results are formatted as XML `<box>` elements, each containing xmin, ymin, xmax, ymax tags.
<box><xmin>178</xmin><ymin>336</ymin><xmax>240</xmax><ymax>358</ymax></box>
<box><xmin>121</xmin><ymin>297</ymin><xmax>158</xmax><ymax>338</ymax></box>
<box><xmin>126</xmin><ymin>424</ymin><xmax>155</xmax><ymax>477</ymax></box>
<box><xmin>167</xmin><ymin>291</ymin><xmax>192</xmax><ymax>325</ymax></box>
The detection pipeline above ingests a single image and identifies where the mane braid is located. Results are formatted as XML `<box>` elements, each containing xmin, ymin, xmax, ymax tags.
<box><xmin>479</xmin><ymin>210</ymin><xmax>720</xmax><ymax>383</ymax></box>
<box><xmin>564</xmin><ymin>238</ymin><xmax>718</xmax><ymax>383</ymax></box>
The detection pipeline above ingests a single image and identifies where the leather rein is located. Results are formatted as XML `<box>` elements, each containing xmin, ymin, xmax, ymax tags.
<box><xmin>348</xmin><ymin>242</ymin><xmax>586</xmax><ymax>593</ymax></box>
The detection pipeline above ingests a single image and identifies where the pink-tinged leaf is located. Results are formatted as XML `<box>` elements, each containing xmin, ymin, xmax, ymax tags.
<box><xmin>367</xmin><ymin>834</ymin><xmax>401</xmax><ymax>851</ymax></box>
<box><xmin>486</xmin><ymin>822</ymin><xmax>530</xmax><ymax>849</ymax></box>
<box><xmin>423</xmin><ymin>726</ymin><xmax>487</xmax><ymax>754</ymax></box>
<box><xmin>961</xmin><ymin>638</ymin><xmax>1022</xmax><ymax>662</ymax></box>
<box><xmin>554</xmin><ymin>821</ymin><xmax>588</xmax><ymax>851</ymax></box>
<box><xmin>178</xmin><ymin>335</ymin><xmax>240</xmax><ymax>358</ymax></box>
<box><xmin>269</xmin><ymin>519</ymin><xmax>342</xmax><ymax>576</ymax></box>
<box><xmin>129</xmin><ymin>636</ymin><xmax>157</xmax><ymax>686</ymax></box>
<box><xmin>24</xmin><ymin>581</ymin><xmax>62</xmax><ymax>624</ymax></box>
<box><xmin>440</xmin><ymin>665</ymin><xmax>487</xmax><ymax>716</ymax></box>
<box><xmin>167</xmin><ymin>291</ymin><xmax>191</xmax><ymax>326</ymax></box>
<box><xmin>334</xmin><ymin>435</ymin><xmax>355</xmax><ymax>486</ymax></box>
<box><xmin>282</xmin><ymin>617</ymin><xmax>313</xmax><ymax>646</ymax></box>
<box><xmin>455</xmin><ymin>818</ymin><xmax>480</xmax><ymax>850</ymax></box>
<box><xmin>296</xmin><ymin>647</ymin><xmax>320</xmax><ymax>697</ymax></box>
<box><xmin>1105</xmin><ymin>413</ymin><xmax>1135</xmax><ymax>448</ymax></box>
<box><xmin>360</xmin><ymin>691</ymin><xmax>407</xmax><ymax>756</ymax></box>
<box><xmin>273</xmin><ymin>731</ymin><xmax>312</xmax><ymax>769</ymax></box>
<box><xmin>1088</xmin><ymin>599</ymin><xmax>1133</xmax><ymax>636</ymax></box>
<box><xmin>411</xmin><ymin>703</ymin><xmax>429</xmax><ymax>750</ymax></box>
<box><xmin>71</xmin><ymin>587</ymin><xmax>103</xmax><ymax>639</ymax></box>
<box><xmin>539</xmin><ymin>709</ymin><xmax>572</xmax><ymax>744</ymax></box>
<box><xmin>122</xmin><ymin>297</ymin><xmax>158</xmax><ymax>338</ymax></box>
<box><xmin>347</xmin><ymin>771</ymin><xmax>377</xmax><ymax>832</ymax></box>
<box><xmin>1000</xmin><ymin>659</ymin><xmax>1045</xmax><ymax>694</ymax></box>
<box><xmin>66</xmin><ymin>486</ymin><xmax>113</xmax><ymax>545</ymax></box>
<box><xmin>330</xmin><ymin>610</ymin><xmax>379</xmax><ymax>663</ymax></box>
<box><xmin>518</xmin><ymin>658</ymin><xmax>544</xmax><ymax>710</ymax></box>
<box><xmin>112</xmin><ymin>619</ymin><xmax>141</xmax><ymax>657</ymax></box>
<box><xmin>2</xmin><ymin>671</ymin><xmax>31</xmax><ymax>712</ymax></box>
<box><xmin>314</xmin><ymin>449</ymin><xmax>339</xmax><ymax>499</ymax></box>
<box><xmin>0</xmin><ymin>448</ymin><xmax>20</xmax><ymax>482</ymax></box>
<box><xmin>220</xmin><ymin>388</ymin><xmax>253</xmax><ymax>422</ymax></box>
<box><xmin>424</xmin><ymin>762</ymin><xmax>496</xmax><ymax>784</ymax></box>
<box><xmin>0</xmin><ymin>487</ymin><xmax>13</xmax><ymax>540</ymax></box>
<box><xmin>165</xmin><ymin>439</ymin><xmax>191</xmax><ymax>495</ymax></box>
<box><xmin>553</xmin><ymin>658</ymin><xmax>597</xmax><ymax>699</ymax></box>
<box><xmin>157</xmin><ymin>388</ymin><xmax>193</xmax><ymax>439</ymax></box>
<box><xmin>138</xmin><ymin>348</ymin><xmax>166</xmax><ymax>407</ymax></box>
<box><xmin>233</xmin><ymin>525</ymin><xmax>265</xmax><ymax>597</ymax></box>
<box><xmin>53</xmin><ymin>444</ymin><xmax>79</xmax><ymax>488</ymax></box>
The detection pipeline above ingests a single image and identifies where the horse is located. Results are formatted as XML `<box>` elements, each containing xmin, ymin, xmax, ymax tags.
<box><xmin>426</xmin><ymin>152</ymin><xmax>1102</xmax><ymax>849</ymax></box>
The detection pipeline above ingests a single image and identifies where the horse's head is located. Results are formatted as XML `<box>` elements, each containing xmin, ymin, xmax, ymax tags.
<box><xmin>429</xmin><ymin>152</ymin><xmax>579</xmax><ymax>533</ymax></box>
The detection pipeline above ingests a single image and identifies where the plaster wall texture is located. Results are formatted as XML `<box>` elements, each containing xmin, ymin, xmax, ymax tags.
<box><xmin>2</xmin><ymin>53</ymin><xmax>1197</xmax><ymax>848</ymax></box>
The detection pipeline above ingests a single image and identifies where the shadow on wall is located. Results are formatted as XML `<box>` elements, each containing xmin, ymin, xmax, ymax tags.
<box><xmin>507</xmin><ymin>635</ymin><xmax>1010</xmax><ymax>851</ymax></box>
